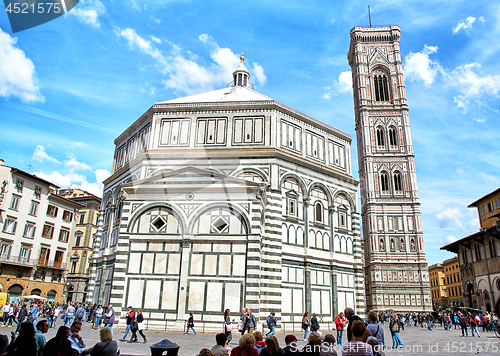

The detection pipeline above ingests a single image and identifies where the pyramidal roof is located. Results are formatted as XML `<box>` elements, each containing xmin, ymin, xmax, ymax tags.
<box><xmin>156</xmin><ymin>85</ymin><xmax>275</xmax><ymax>105</ymax></box>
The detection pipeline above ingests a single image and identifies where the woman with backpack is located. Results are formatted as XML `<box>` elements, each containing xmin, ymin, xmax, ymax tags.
<box><xmin>301</xmin><ymin>312</ymin><xmax>310</xmax><ymax>341</ymax></box>
<box><xmin>389</xmin><ymin>313</ymin><xmax>403</xmax><ymax>348</ymax></box>
<box><xmin>470</xmin><ymin>314</ymin><xmax>480</xmax><ymax>337</ymax></box>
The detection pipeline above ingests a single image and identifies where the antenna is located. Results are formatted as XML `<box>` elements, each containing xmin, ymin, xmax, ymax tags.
<box><xmin>368</xmin><ymin>5</ymin><xmax>372</xmax><ymax>27</ymax></box>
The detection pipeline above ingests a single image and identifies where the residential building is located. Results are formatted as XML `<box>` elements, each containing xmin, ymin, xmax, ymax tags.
<box><xmin>57</xmin><ymin>188</ymin><xmax>101</xmax><ymax>302</ymax></box>
<box><xmin>443</xmin><ymin>257</ymin><xmax>463</xmax><ymax>308</ymax></box>
<box><xmin>442</xmin><ymin>188</ymin><xmax>500</xmax><ymax>313</ymax></box>
<box><xmin>348</xmin><ymin>25</ymin><xmax>432</xmax><ymax>311</ymax></box>
<box><xmin>0</xmin><ymin>160</ymin><xmax>82</xmax><ymax>303</ymax></box>
<box><xmin>428</xmin><ymin>263</ymin><xmax>447</xmax><ymax>310</ymax></box>
<box><xmin>89</xmin><ymin>57</ymin><xmax>364</xmax><ymax>331</ymax></box>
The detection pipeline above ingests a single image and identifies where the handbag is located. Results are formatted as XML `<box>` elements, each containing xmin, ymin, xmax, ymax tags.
<box><xmin>138</xmin><ymin>322</ymin><xmax>145</xmax><ymax>331</ymax></box>
<box><xmin>226</xmin><ymin>323</ymin><xmax>233</xmax><ymax>331</ymax></box>
<box><xmin>130</xmin><ymin>321</ymin><xmax>138</xmax><ymax>332</ymax></box>
<box><xmin>237</xmin><ymin>320</ymin><xmax>244</xmax><ymax>331</ymax></box>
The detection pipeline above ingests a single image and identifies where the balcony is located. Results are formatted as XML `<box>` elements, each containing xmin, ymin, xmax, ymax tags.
<box><xmin>0</xmin><ymin>254</ymin><xmax>37</xmax><ymax>267</ymax></box>
<box><xmin>37</xmin><ymin>260</ymin><xmax>67</xmax><ymax>270</ymax></box>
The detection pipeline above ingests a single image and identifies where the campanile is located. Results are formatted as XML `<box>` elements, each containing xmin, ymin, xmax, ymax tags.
<box><xmin>348</xmin><ymin>26</ymin><xmax>432</xmax><ymax>311</ymax></box>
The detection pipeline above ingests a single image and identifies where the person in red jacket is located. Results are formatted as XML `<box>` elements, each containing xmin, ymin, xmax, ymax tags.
<box><xmin>335</xmin><ymin>311</ymin><xmax>347</xmax><ymax>346</ymax></box>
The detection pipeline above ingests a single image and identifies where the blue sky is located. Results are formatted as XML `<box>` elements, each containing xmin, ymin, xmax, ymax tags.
<box><xmin>1</xmin><ymin>0</ymin><xmax>499</xmax><ymax>265</ymax></box>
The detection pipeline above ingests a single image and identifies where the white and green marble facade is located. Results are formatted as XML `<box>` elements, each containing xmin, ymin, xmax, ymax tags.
<box><xmin>89</xmin><ymin>66</ymin><xmax>364</xmax><ymax>331</ymax></box>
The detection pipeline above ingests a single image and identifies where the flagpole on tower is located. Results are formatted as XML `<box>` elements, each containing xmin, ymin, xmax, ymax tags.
<box><xmin>368</xmin><ymin>5</ymin><xmax>372</xmax><ymax>27</ymax></box>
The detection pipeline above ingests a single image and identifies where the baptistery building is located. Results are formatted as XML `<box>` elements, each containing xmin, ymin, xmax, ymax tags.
<box><xmin>89</xmin><ymin>58</ymin><xmax>364</xmax><ymax>330</ymax></box>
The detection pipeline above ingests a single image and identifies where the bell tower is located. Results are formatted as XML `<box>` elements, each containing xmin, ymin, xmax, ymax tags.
<box><xmin>348</xmin><ymin>25</ymin><xmax>432</xmax><ymax>311</ymax></box>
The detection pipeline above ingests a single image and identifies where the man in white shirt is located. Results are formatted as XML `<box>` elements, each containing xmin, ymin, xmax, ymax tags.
<box><xmin>69</xmin><ymin>321</ymin><xmax>86</xmax><ymax>355</ymax></box>
<box><xmin>2</xmin><ymin>303</ymin><xmax>9</xmax><ymax>325</ymax></box>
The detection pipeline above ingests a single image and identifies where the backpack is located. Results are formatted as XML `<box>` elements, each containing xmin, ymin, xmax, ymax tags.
<box><xmin>391</xmin><ymin>322</ymin><xmax>399</xmax><ymax>332</ymax></box>
<box><xmin>267</xmin><ymin>316</ymin><xmax>271</xmax><ymax>329</ymax></box>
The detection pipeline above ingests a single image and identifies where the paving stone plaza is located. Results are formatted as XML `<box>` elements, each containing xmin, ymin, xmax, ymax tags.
<box><xmin>17</xmin><ymin>321</ymin><xmax>499</xmax><ymax>356</ymax></box>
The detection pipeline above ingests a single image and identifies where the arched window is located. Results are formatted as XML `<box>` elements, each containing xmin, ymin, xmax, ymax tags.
<box><xmin>374</xmin><ymin>73</ymin><xmax>390</xmax><ymax>101</ymax></box>
<box><xmin>380</xmin><ymin>172</ymin><xmax>389</xmax><ymax>193</ymax></box>
<box><xmin>410</xmin><ymin>238</ymin><xmax>416</xmax><ymax>251</ymax></box>
<box><xmin>394</xmin><ymin>171</ymin><xmax>403</xmax><ymax>192</ymax></box>
<box><xmin>400</xmin><ymin>238</ymin><xmax>405</xmax><ymax>251</ymax></box>
<box><xmin>376</xmin><ymin>127</ymin><xmax>385</xmax><ymax>148</ymax></box>
<box><xmin>315</xmin><ymin>202</ymin><xmax>323</xmax><ymax>223</ymax></box>
<box><xmin>390</xmin><ymin>238</ymin><xmax>395</xmax><ymax>251</ymax></box>
<box><xmin>389</xmin><ymin>127</ymin><xmax>397</xmax><ymax>147</ymax></box>
<box><xmin>379</xmin><ymin>238</ymin><xmax>385</xmax><ymax>251</ymax></box>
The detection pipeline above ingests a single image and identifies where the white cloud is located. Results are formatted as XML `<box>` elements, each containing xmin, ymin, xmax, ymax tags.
<box><xmin>338</xmin><ymin>71</ymin><xmax>353</xmax><ymax>92</ymax></box>
<box><xmin>477</xmin><ymin>172</ymin><xmax>499</xmax><ymax>184</ymax></box>
<box><xmin>116</xmin><ymin>29</ymin><xmax>266</xmax><ymax>94</ymax></box>
<box><xmin>436</xmin><ymin>203</ymin><xmax>479</xmax><ymax>234</ymax></box>
<box><xmin>446</xmin><ymin>235</ymin><xmax>458</xmax><ymax>243</ymax></box>
<box><xmin>150</xmin><ymin>16</ymin><xmax>161</xmax><ymax>25</ymax></box>
<box><xmin>73</xmin><ymin>141</ymin><xmax>86</xmax><ymax>146</ymax></box>
<box><xmin>70</xmin><ymin>0</ymin><xmax>105</xmax><ymax>28</ymax></box>
<box><xmin>65</xmin><ymin>154</ymin><xmax>92</xmax><ymax>170</ymax></box>
<box><xmin>116</xmin><ymin>28</ymin><xmax>168</xmax><ymax>69</ymax></box>
<box><xmin>32</xmin><ymin>145</ymin><xmax>59</xmax><ymax>163</ymax></box>
<box><xmin>322</xmin><ymin>71</ymin><xmax>352</xmax><ymax>100</ymax></box>
<box><xmin>456</xmin><ymin>168</ymin><xmax>467</xmax><ymax>176</ymax></box>
<box><xmin>453</xmin><ymin>16</ymin><xmax>477</xmax><ymax>35</ymax></box>
<box><xmin>252</xmin><ymin>63</ymin><xmax>266</xmax><ymax>86</ymax></box>
<box><xmin>34</xmin><ymin>168</ymin><xmax>110</xmax><ymax>197</ymax></box>
<box><xmin>404</xmin><ymin>45</ymin><xmax>443</xmax><ymax>86</ymax></box>
<box><xmin>0</xmin><ymin>29</ymin><xmax>43</xmax><ymax>102</ymax></box>
<box><xmin>450</xmin><ymin>63</ymin><xmax>500</xmax><ymax>111</ymax></box>
<box><xmin>151</xmin><ymin>36</ymin><xmax>162</xmax><ymax>44</ymax></box>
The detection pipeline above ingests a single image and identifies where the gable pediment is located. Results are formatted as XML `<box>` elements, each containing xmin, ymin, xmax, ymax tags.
<box><xmin>368</xmin><ymin>48</ymin><xmax>389</xmax><ymax>67</ymax></box>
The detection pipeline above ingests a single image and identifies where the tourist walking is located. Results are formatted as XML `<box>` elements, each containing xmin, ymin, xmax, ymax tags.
<box><xmin>64</xmin><ymin>303</ymin><xmax>75</xmax><ymax>327</ymax></box>
<box><xmin>459</xmin><ymin>314</ymin><xmax>468</xmax><ymax>337</ymax></box>
<box><xmin>52</xmin><ymin>306</ymin><xmax>60</xmax><ymax>328</ymax></box>
<box><xmin>344</xmin><ymin>308</ymin><xmax>362</xmax><ymax>343</ymax></box>
<box><xmin>93</xmin><ymin>305</ymin><xmax>103</xmax><ymax>329</ymax></box>
<box><xmin>245</xmin><ymin>310</ymin><xmax>256</xmax><ymax>334</ymax></box>
<box><xmin>224</xmin><ymin>309</ymin><xmax>233</xmax><ymax>346</ymax></box>
<box><xmin>186</xmin><ymin>313</ymin><xmax>196</xmax><ymax>334</ymax></box>
<box><xmin>119</xmin><ymin>306</ymin><xmax>135</xmax><ymax>342</ymax></box>
<box><xmin>310</xmin><ymin>313</ymin><xmax>319</xmax><ymax>333</ymax></box>
<box><xmin>104</xmin><ymin>305</ymin><xmax>115</xmax><ymax>335</ymax></box>
<box><xmin>16</xmin><ymin>304</ymin><xmax>28</xmax><ymax>332</ymax></box>
<box><xmin>470</xmin><ymin>314</ymin><xmax>480</xmax><ymax>337</ymax></box>
<box><xmin>335</xmin><ymin>311</ymin><xmax>346</xmax><ymax>346</ymax></box>
<box><xmin>266</xmin><ymin>312</ymin><xmax>277</xmax><ymax>336</ymax></box>
<box><xmin>301</xmin><ymin>312</ymin><xmax>310</xmax><ymax>341</ymax></box>
<box><xmin>136</xmin><ymin>309</ymin><xmax>147</xmax><ymax>343</ymax></box>
<box><xmin>389</xmin><ymin>313</ymin><xmax>403</xmax><ymax>348</ymax></box>
<box><xmin>239</xmin><ymin>309</ymin><xmax>248</xmax><ymax>335</ymax></box>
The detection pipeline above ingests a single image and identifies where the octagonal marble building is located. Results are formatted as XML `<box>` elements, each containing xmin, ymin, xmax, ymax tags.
<box><xmin>88</xmin><ymin>60</ymin><xmax>364</xmax><ymax>331</ymax></box>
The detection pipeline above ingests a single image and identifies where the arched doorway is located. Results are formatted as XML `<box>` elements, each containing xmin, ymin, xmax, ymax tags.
<box><xmin>484</xmin><ymin>290</ymin><xmax>492</xmax><ymax>312</ymax></box>
<box><xmin>7</xmin><ymin>284</ymin><xmax>23</xmax><ymax>303</ymax></box>
<box><xmin>466</xmin><ymin>283</ymin><xmax>478</xmax><ymax>309</ymax></box>
<box><xmin>30</xmin><ymin>288</ymin><xmax>42</xmax><ymax>296</ymax></box>
<box><xmin>47</xmin><ymin>290</ymin><xmax>57</xmax><ymax>303</ymax></box>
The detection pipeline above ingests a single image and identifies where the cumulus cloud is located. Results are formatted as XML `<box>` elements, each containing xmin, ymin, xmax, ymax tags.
<box><xmin>446</xmin><ymin>235</ymin><xmax>458</xmax><ymax>243</ymax></box>
<box><xmin>116</xmin><ymin>29</ymin><xmax>266</xmax><ymax>94</ymax></box>
<box><xmin>70</xmin><ymin>0</ymin><xmax>105</xmax><ymax>28</ymax></box>
<box><xmin>404</xmin><ymin>45</ymin><xmax>443</xmax><ymax>86</ymax></box>
<box><xmin>73</xmin><ymin>142</ymin><xmax>86</xmax><ymax>146</ymax></box>
<box><xmin>453</xmin><ymin>16</ymin><xmax>479</xmax><ymax>35</ymax></box>
<box><xmin>449</xmin><ymin>63</ymin><xmax>500</xmax><ymax>111</ymax></box>
<box><xmin>0</xmin><ymin>29</ymin><xmax>43</xmax><ymax>102</ymax></box>
<box><xmin>34</xmin><ymin>168</ymin><xmax>110</xmax><ymax>197</ymax></box>
<box><xmin>436</xmin><ymin>203</ymin><xmax>479</xmax><ymax>234</ymax></box>
<box><xmin>32</xmin><ymin>145</ymin><xmax>59</xmax><ymax>163</ymax></box>
<box><xmin>323</xmin><ymin>71</ymin><xmax>352</xmax><ymax>100</ymax></box>
<box><xmin>65</xmin><ymin>154</ymin><xmax>92</xmax><ymax>170</ymax></box>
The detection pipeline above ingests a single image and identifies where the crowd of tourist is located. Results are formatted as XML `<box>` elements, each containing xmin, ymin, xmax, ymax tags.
<box><xmin>0</xmin><ymin>300</ymin><xmax>147</xmax><ymax>355</ymax></box>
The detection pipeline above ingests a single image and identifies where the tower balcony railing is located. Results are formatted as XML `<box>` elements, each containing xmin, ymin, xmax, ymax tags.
<box><xmin>37</xmin><ymin>259</ymin><xmax>67</xmax><ymax>270</ymax></box>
